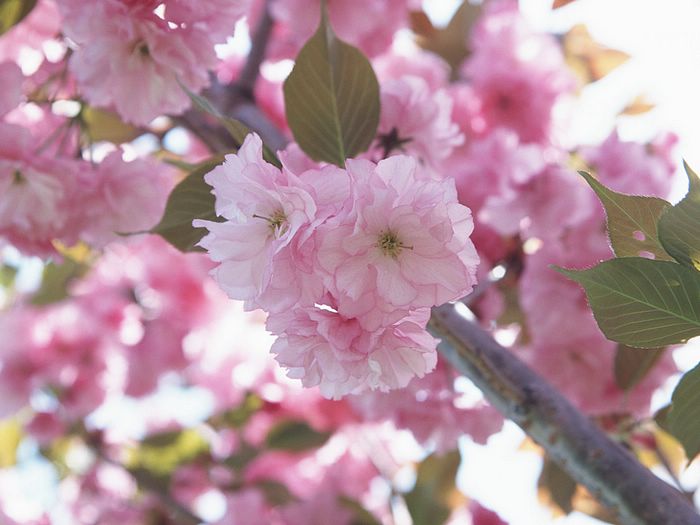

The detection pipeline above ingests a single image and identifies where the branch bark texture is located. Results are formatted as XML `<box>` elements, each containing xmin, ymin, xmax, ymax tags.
<box><xmin>429</xmin><ymin>303</ymin><xmax>700</xmax><ymax>525</ymax></box>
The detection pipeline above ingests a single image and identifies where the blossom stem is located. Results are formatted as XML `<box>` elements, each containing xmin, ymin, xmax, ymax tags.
<box><xmin>429</xmin><ymin>303</ymin><xmax>700</xmax><ymax>525</ymax></box>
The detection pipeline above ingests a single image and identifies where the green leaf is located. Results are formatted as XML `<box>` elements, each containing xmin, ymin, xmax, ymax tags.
<box><xmin>127</xmin><ymin>429</ymin><xmax>209</xmax><ymax>476</ymax></box>
<box><xmin>555</xmin><ymin>258</ymin><xmax>700</xmax><ymax>347</ymax></box>
<box><xmin>265</xmin><ymin>420</ymin><xmax>331</xmax><ymax>452</ymax></box>
<box><xmin>338</xmin><ymin>496</ymin><xmax>382</xmax><ymax>525</ymax></box>
<box><xmin>667</xmin><ymin>362</ymin><xmax>700</xmax><ymax>460</ymax></box>
<box><xmin>579</xmin><ymin>171</ymin><xmax>673</xmax><ymax>260</ymax></box>
<box><xmin>150</xmin><ymin>157</ymin><xmax>224</xmax><ymax>252</ymax></box>
<box><xmin>207</xmin><ymin>392</ymin><xmax>263</xmax><ymax>429</ymax></box>
<box><xmin>658</xmin><ymin>162</ymin><xmax>700</xmax><ymax>270</ymax></box>
<box><xmin>405</xmin><ymin>451</ymin><xmax>464</xmax><ymax>525</ymax></box>
<box><xmin>79</xmin><ymin>106</ymin><xmax>141</xmax><ymax>144</ymax></box>
<box><xmin>181</xmin><ymin>84</ymin><xmax>281</xmax><ymax>167</ymax></box>
<box><xmin>256</xmin><ymin>480</ymin><xmax>297</xmax><ymax>506</ymax></box>
<box><xmin>0</xmin><ymin>0</ymin><xmax>37</xmax><ymax>35</ymax></box>
<box><xmin>0</xmin><ymin>419</ymin><xmax>21</xmax><ymax>468</ymax></box>
<box><xmin>283</xmin><ymin>4</ymin><xmax>380</xmax><ymax>166</ymax></box>
<box><xmin>31</xmin><ymin>257</ymin><xmax>89</xmax><ymax>306</ymax></box>
<box><xmin>614</xmin><ymin>345</ymin><xmax>666</xmax><ymax>391</ymax></box>
<box><xmin>0</xmin><ymin>264</ymin><xmax>17</xmax><ymax>288</ymax></box>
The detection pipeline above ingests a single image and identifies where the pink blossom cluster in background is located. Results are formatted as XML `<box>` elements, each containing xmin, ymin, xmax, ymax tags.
<box><xmin>0</xmin><ymin>0</ymin><xmax>685</xmax><ymax>523</ymax></box>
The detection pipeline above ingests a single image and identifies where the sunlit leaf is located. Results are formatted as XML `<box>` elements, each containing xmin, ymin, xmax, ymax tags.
<box><xmin>150</xmin><ymin>157</ymin><xmax>224</xmax><ymax>252</ymax></box>
<box><xmin>667</xmin><ymin>363</ymin><xmax>700</xmax><ymax>460</ymax></box>
<box><xmin>0</xmin><ymin>0</ymin><xmax>37</xmax><ymax>35</ymax></box>
<box><xmin>563</xmin><ymin>24</ymin><xmax>629</xmax><ymax>85</ymax></box>
<box><xmin>405</xmin><ymin>451</ymin><xmax>465</xmax><ymax>525</ymax></box>
<box><xmin>0</xmin><ymin>264</ymin><xmax>17</xmax><ymax>288</ymax></box>
<box><xmin>620</xmin><ymin>95</ymin><xmax>655</xmax><ymax>116</ymax></box>
<box><xmin>283</xmin><ymin>3</ymin><xmax>380</xmax><ymax>167</ymax></box>
<box><xmin>579</xmin><ymin>171</ymin><xmax>672</xmax><ymax>260</ymax></box>
<box><xmin>265</xmin><ymin>420</ymin><xmax>331</xmax><ymax>452</ymax></box>
<box><xmin>537</xmin><ymin>456</ymin><xmax>575</xmax><ymax>516</ymax></box>
<box><xmin>658</xmin><ymin>162</ymin><xmax>700</xmax><ymax>270</ymax></box>
<box><xmin>412</xmin><ymin>1</ymin><xmax>482</xmax><ymax>72</ymax></box>
<box><xmin>127</xmin><ymin>429</ymin><xmax>209</xmax><ymax>476</ymax></box>
<box><xmin>552</xmin><ymin>0</ymin><xmax>577</xmax><ymax>8</ymax></box>
<box><xmin>555</xmin><ymin>258</ymin><xmax>700</xmax><ymax>347</ymax></box>
<box><xmin>207</xmin><ymin>393</ymin><xmax>263</xmax><ymax>429</ymax></box>
<box><xmin>571</xmin><ymin>485</ymin><xmax>618</xmax><ymax>524</ymax></box>
<box><xmin>31</xmin><ymin>257</ymin><xmax>89</xmax><ymax>306</ymax></box>
<box><xmin>614</xmin><ymin>345</ymin><xmax>666</xmax><ymax>391</ymax></box>
<box><xmin>79</xmin><ymin>106</ymin><xmax>141</xmax><ymax>144</ymax></box>
<box><xmin>0</xmin><ymin>419</ymin><xmax>21</xmax><ymax>468</ymax></box>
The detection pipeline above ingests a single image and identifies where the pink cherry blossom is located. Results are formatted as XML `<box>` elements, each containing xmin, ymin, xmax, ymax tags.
<box><xmin>580</xmin><ymin>130</ymin><xmax>677</xmax><ymax>197</ymax></box>
<box><xmin>0</xmin><ymin>123</ymin><xmax>79</xmax><ymax>256</ymax></box>
<box><xmin>373</xmin><ymin>46</ymin><xmax>451</xmax><ymax>91</ymax></box>
<box><xmin>350</xmin><ymin>358</ymin><xmax>503</xmax><ymax>451</ymax></box>
<box><xmin>257</xmin><ymin>0</ymin><xmax>418</xmax><ymax>61</ymax></box>
<box><xmin>318</xmin><ymin>156</ymin><xmax>479</xmax><ymax>318</ymax></box>
<box><xmin>373</xmin><ymin>76</ymin><xmax>463</xmax><ymax>167</ymax></box>
<box><xmin>57</xmin><ymin>0</ymin><xmax>246</xmax><ymax>125</ymax></box>
<box><xmin>268</xmin><ymin>304</ymin><xmax>437</xmax><ymax>399</ymax></box>
<box><xmin>196</xmin><ymin>133</ymin><xmax>350</xmax><ymax>313</ymax></box>
<box><xmin>77</xmin><ymin>151</ymin><xmax>175</xmax><ymax>247</ymax></box>
<box><xmin>461</xmin><ymin>0</ymin><xmax>577</xmax><ymax>144</ymax></box>
<box><xmin>0</xmin><ymin>62</ymin><xmax>23</xmax><ymax>118</ymax></box>
<box><xmin>0</xmin><ymin>0</ymin><xmax>61</xmax><ymax>65</ymax></box>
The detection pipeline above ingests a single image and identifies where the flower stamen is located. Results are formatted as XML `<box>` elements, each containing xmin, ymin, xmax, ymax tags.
<box><xmin>253</xmin><ymin>210</ymin><xmax>288</xmax><ymax>237</ymax></box>
<box><xmin>377</xmin><ymin>230</ymin><xmax>412</xmax><ymax>258</ymax></box>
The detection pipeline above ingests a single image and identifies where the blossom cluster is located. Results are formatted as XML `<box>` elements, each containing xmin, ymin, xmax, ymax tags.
<box><xmin>196</xmin><ymin>134</ymin><xmax>479</xmax><ymax>399</ymax></box>
<box><xmin>0</xmin><ymin>0</ymin><xmax>687</xmax><ymax>522</ymax></box>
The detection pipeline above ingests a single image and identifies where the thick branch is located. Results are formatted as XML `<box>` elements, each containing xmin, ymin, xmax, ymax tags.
<box><xmin>429</xmin><ymin>303</ymin><xmax>699</xmax><ymax>525</ymax></box>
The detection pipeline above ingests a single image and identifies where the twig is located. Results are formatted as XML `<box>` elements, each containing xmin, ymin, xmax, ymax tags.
<box><xmin>235</xmin><ymin>0</ymin><xmax>274</xmax><ymax>101</ymax></box>
<box><xmin>429</xmin><ymin>303</ymin><xmax>700</xmax><ymax>525</ymax></box>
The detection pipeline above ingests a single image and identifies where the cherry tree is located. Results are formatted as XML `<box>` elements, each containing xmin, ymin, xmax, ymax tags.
<box><xmin>0</xmin><ymin>0</ymin><xmax>698</xmax><ymax>524</ymax></box>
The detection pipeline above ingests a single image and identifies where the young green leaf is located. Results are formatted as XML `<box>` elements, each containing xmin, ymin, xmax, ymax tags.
<box><xmin>0</xmin><ymin>0</ymin><xmax>37</xmax><ymax>35</ymax></box>
<box><xmin>555</xmin><ymin>258</ymin><xmax>700</xmax><ymax>348</ymax></box>
<box><xmin>667</xmin><ymin>362</ymin><xmax>700</xmax><ymax>460</ymax></box>
<box><xmin>614</xmin><ymin>345</ymin><xmax>666</xmax><ymax>391</ymax></box>
<box><xmin>78</xmin><ymin>106</ymin><xmax>141</xmax><ymax>144</ymax></box>
<box><xmin>283</xmin><ymin>3</ymin><xmax>380</xmax><ymax>166</ymax></box>
<box><xmin>658</xmin><ymin>162</ymin><xmax>700</xmax><ymax>270</ymax></box>
<box><xmin>404</xmin><ymin>451</ymin><xmax>464</xmax><ymax>525</ymax></box>
<box><xmin>579</xmin><ymin>171</ymin><xmax>672</xmax><ymax>260</ymax></box>
<box><xmin>0</xmin><ymin>419</ymin><xmax>21</xmax><ymax>468</ymax></box>
<box><xmin>151</xmin><ymin>158</ymin><xmax>224</xmax><ymax>252</ymax></box>
<box><xmin>265</xmin><ymin>420</ymin><xmax>331</xmax><ymax>452</ymax></box>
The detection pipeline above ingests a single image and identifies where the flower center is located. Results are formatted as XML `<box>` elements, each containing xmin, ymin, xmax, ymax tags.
<box><xmin>130</xmin><ymin>40</ymin><xmax>150</xmax><ymax>58</ymax></box>
<box><xmin>377</xmin><ymin>230</ymin><xmax>410</xmax><ymax>258</ymax></box>
<box><xmin>253</xmin><ymin>209</ymin><xmax>288</xmax><ymax>237</ymax></box>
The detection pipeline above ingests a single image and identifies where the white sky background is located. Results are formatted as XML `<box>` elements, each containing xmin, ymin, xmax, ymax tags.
<box><xmin>424</xmin><ymin>1</ymin><xmax>700</xmax><ymax>524</ymax></box>
<box><xmin>4</xmin><ymin>1</ymin><xmax>700</xmax><ymax>524</ymax></box>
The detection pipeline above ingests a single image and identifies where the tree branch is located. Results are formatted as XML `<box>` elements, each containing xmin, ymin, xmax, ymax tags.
<box><xmin>179</xmin><ymin>0</ymin><xmax>286</xmax><ymax>154</ymax></box>
<box><xmin>429</xmin><ymin>303</ymin><xmax>700</xmax><ymax>525</ymax></box>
